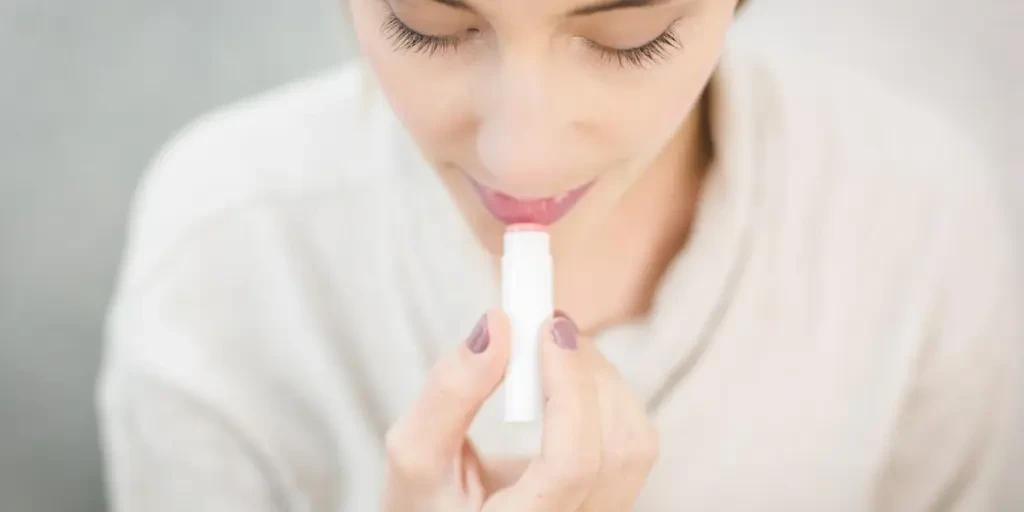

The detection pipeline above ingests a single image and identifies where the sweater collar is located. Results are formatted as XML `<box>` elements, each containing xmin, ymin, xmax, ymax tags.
<box><xmin>593</xmin><ymin>39</ymin><xmax>761</xmax><ymax>410</ymax></box>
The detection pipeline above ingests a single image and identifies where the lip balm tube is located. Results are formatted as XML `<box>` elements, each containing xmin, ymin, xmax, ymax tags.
<box><xmin>502</xmin><ymin>224</ymin><xmax>554</xmax><ymax>423</ymax></box>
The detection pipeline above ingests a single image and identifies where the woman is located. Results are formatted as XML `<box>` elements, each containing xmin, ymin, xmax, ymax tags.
<box><xmin>98</xmin><ymin>0</ymin><xmax>1019</xmax><ymax>510</ymax></box>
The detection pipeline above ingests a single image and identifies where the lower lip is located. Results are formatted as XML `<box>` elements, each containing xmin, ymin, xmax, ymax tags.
<box><xmin>469</xmin><ymin>179</ymin><xmax>593</xmax><ymax>226</ymax></box>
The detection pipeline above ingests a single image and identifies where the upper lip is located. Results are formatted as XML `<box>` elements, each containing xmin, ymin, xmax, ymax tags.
<box><xmin>468</xmin><ymin>176</ymin><xmax>593</xmax><ymax>225</ymax></box>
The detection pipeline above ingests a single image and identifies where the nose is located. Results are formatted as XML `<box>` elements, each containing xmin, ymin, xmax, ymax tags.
<box><xmin>475</xmin><ymin>51</ymin><xmax>575</xmax><ymax>197</ymax></box>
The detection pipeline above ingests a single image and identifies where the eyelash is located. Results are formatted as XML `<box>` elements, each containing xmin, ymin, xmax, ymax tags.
<box><xmin>590</xmin><ymin>25</ymin><xmax>682</xmax><ymax>68</ymax></box>
<box><xmin>380</xmin><ymin>14</ymin><xmax>683</xmax><ymax>68</ymax></box>
<box><xmin>381</xmin><ymin>15</ymin><xmax>463</xmax><ymax>56</ymax></box>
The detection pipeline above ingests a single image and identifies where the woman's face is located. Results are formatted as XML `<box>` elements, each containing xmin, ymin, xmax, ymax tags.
<box><xmin>349</xmin><ymin>0</ymin><xmax>738</xmax><ymax>252</ymax></box>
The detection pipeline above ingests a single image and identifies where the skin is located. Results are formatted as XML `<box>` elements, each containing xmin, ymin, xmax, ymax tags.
<box><xmin>350</xmin><ymin>0</ymin><xmax>739</xmax><ymax>332</ymax></box>
<box><xmin>348</xmin><ymin>0</ymin><xmax>740</xmax><ymax>508</ymax></box>
<box><xmin>384</xmin><ymin>310</ymin><xmax>660</xmax><ymax>511</ymax></box>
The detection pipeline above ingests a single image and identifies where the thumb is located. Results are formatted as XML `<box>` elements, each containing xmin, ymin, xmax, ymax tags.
<box><xmin>484</xmin><ymin>312</ymin><xmax>601</xmax><ymax>511</ymax></box>
<box><xmin>385</xmin><ymin>310</ymin><xmax>510</xmax><ymax>487</ymax></box>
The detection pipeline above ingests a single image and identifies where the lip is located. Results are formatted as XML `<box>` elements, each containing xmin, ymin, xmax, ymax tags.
<box><xmin>468</xmin><ymin>177</ymin><xmax>593</xmax><ymax>226</ymax></box>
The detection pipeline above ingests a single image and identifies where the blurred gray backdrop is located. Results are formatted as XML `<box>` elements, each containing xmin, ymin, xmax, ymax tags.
<box><xmin>1</xmin><ymin>1</ymin><xmax>1020</xmax><ymax>511</ymax></box>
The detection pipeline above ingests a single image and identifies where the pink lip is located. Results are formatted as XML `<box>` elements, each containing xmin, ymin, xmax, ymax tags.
<box><xmin>469</xmin><ymin>178</ymin><xmax>593</xmax><ymax>226</ymax></box>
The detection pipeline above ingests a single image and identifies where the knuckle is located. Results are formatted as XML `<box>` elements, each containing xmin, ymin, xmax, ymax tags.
<box><xmin>631</xmin><ymin>424</ymin><xmax>661</xmax><ymax>468</ymax></box>
<box><xmin>384</xmin><ymin>426</ymin><xmax>438</xmax><ymax>484</ymax></box>
<box><xmin>611</xmin><ymin>425</ymin><xmax>660</xmax><ymax>471</ymax></box>
<box><xmin>429</xmin><ymin>361</ymin><xmax>477</xmax><ymax>405</ymax></box>
<box><xmin>546</xmin><ymin>452</ymin><xmax>602</xmax><ymax>490</ymax></box>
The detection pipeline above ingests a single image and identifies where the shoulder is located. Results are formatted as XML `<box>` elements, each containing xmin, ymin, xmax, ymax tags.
<box><xmin>104</xmin><ymin>62</ymin><xmax>408</xmax><ymax>390</ymax></box>
<box><xmin>729</xmin><ymin>36</ymin><xmax>1019</xmax><ymax>389</ymax></box>
<box><xmin>726</xmin><ymin>32</ymin><xmax>992</xmax><ymax>185</ymax></box>
<box><xmin>118</xmin><ymin>61</ymin><xmax>404</xmax><ymax>290</ymax></box>
<box><xmin>724</xmin><ymin>35</ymin><xmax>1012</xmax><ymax>271</ymax></box>
<box><xmin>141</xmin><ymin>60</ymin><xmax>388</xmax><ymax>196</ymax></box>
<box><xmin>724</xmin><ymin>35</ymin><xmax>1018</xmax><ymax>342</ymax></box>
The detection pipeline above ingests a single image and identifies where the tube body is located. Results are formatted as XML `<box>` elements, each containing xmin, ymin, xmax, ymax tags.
<box><xmin>501</xmin><ymin>225</ymin><xmax>553</xmax><ymax>423</ymax></box>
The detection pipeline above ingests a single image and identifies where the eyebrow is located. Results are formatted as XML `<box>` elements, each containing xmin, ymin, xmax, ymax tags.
<box><xmin>426</xmin><ymin>0</ymin><xmax>671</xmax><ymax>16</ymax></box>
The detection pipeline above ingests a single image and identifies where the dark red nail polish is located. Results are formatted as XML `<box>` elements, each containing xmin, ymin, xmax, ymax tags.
<box><xmin>467</xmin><ymin>315</ymin><xmax>490</xmax><ymax>354</ymax></box>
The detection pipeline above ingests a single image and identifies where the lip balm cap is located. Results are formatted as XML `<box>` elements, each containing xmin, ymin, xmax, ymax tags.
<box><xmin>503</xmin><ymin>224</ymin><xmax>550</xmax><ymax>259</ymax></box>
<box><xmin>506</xmin><ymin>223</ymin><xmax>546</xmax><ymax>232</ymax></box>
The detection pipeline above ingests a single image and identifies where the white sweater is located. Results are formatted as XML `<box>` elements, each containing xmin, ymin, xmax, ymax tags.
<box><xmin>98</xmin><ymin>35</ymin><xmax>1020</xmax><ymax>511</ymax></box>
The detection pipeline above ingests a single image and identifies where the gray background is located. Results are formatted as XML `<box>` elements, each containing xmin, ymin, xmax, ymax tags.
<box><xmin>1</xmin><ymin>1</ymin><xmax>1020</xmax><ymax>511</ymax></box>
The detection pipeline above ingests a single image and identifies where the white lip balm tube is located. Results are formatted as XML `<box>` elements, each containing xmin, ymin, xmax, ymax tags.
<box><xmin>502</xmin><ymin>223</ymin><xmax>554</xmax><ymax>423</ymax></box>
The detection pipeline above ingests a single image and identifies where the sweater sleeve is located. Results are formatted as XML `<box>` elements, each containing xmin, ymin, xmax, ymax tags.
<box><xmin>97</xmin><ymin>215</ymin><xmax>357</xmax><ymax>511</ymax></box>
<box><xmin>96</xmin><ymin>115</ymin><xmax>362</xmax><ymax>511</ymax></box>
<box><xmin>98</xmin><ymin>369</ymin><xmax>291</xmax><ymax>511</ymax></box>
<box><xmin>873</xmin><ymin>154</ymin><xmax>1021</xmax><ymax>511</ymax></box>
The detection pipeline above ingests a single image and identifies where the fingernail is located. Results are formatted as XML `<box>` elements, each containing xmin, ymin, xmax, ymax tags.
<box><xmin>551</xmin><ymin>312</ymin><xmax>579</xmax><ymax>351</ymax></box>
<box><xmin>467</xmin><ymin>315</ymin><xmax>490</xmax><ymax>354</ymax></box>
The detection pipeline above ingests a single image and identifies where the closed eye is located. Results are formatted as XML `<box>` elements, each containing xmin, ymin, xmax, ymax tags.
<box><xmin>588</xmin><ymin>21</ymin><xmax>683</xmax><ymax>68</ymax></box>
<box><xmin>380</xmin><ymin>10</ymin><xmax>685</xmax><ymax>69</ymax></box>
<box><xmin>381</xmin><ymin>14</ymin><xmax>462</xmax><ymax>55</ymax></box>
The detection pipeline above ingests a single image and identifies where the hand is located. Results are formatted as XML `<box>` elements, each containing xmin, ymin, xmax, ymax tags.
<box><xmin>382</xmin><ymin>309</ymin><xmax>660</xmax><ymax>511</ymax></box>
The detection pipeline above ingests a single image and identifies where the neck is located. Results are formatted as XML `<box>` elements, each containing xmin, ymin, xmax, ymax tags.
<box><xmin>555</xmin><ymin>94</ymin><xmax>712</xmax><ymax>334</ymax></box>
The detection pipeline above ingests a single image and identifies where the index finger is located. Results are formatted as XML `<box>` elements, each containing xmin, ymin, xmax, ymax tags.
<box><xmin>385</xmin><ymin>310</ymin><xmax>510</xmax><ymax>488</ymax></box>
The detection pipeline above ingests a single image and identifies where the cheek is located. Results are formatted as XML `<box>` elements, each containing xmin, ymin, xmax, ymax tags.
<box><xmin>617</xmin><ymin>43</ymin><xmax>724</xmax><ymax>157</ymax></box>
<box><xmin>657</xmin><ymin>69</ymin><xmax>709</xmax><ymax>137</ymax></box>
<box><xmin>350</xmin><ymin>3</ymin><xmax>471</xmax><ymax>160</ymax></box>
<box><xmin>599</xmin><ymin>76</ymin><xmax>701</xmax><ymax>167</ymax></box>
<box><xmin>374</xmin><ymin>60</ymin><xmax>458</xmax><ymax>148</ymax></box>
